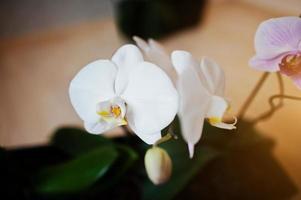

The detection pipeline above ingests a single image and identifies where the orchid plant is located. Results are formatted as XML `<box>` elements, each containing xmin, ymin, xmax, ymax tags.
<box><xmin>3</xmin><ymin>11</ymin><xmax>301</xmax><ymax>200</ymax></box>
<box><xmin>69</xmin><ymin>40</ymin><xmax>237</xmax><ymax>184</ymax></box>
<box><xmin>239</xmin><ymin>16</ymin><xmax>301</xmax><ymax>122</ymax></box>
<box><xmin>67</xmin><ymin>16</ymin><xmax>301</xmax><ymax>186</ymax></box>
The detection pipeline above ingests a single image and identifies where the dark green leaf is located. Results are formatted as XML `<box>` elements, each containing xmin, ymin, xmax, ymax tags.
<box><xmin>34</xmin><ymin>145</ymin><xmax>118</xmax><ymax>194</ymax></box>
<box><xmin>87</xmin><ymin>144</ymin><xmax>139</xmax><ymax>194</ymax></box>
<box><xmin>51</xmin><ymin>127</ymin><xmax>112</xmax><ymax>156</ymax></box>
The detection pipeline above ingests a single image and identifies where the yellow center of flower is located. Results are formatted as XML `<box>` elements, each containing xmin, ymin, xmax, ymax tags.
<box><xmin>279</xmin><ymin>53</ymin><xmax>301</xmax><ymax>76</ymax></box>
<box><xmin>97</xmin><ymin>104</ymin><xmax>127</xmax><ymax>125</ymax></box>
<box><xmin>111</xmin><ymin>105</ymin><xmax>122</xmax><ymax>118</ymax></box>
<box><xmin>208</xmin><ymin>117</ymin><xmax>221</xmax><ymax>125</ymax></box>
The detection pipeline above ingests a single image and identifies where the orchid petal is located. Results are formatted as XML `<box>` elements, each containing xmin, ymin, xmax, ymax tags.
<box><xmin>69</xmin><ymin>60</ymin><xmax>117</xmax><ymax>122</ymax></box>
<box><xmin>171</xmin><ymin>50</ymin><xmax>214</xmax><ymax>92</ymax></box>
<box><xmin>112</xmin><ymin>44</ymin><xmax>144</xmax><ymax>95</ymax></box>
<box><xmin>253</xmin><ymin>17</ymin><xmax>301</xmax><ymax>60</ymax></box>
<box><xmin>136</xmin><ymin>131</ymin><xmax>162</xmax><ymax>144</ymax></box>
<box><xmin>292</xmin><ymin>76</ymin><xmax>301</xmax><ymax>90</ymax></box>
<box><xmin>211</xmin><ymin>118</ymin><xmax>237</xmax><ymax>130</ymax></box>
<box><xmin>171</xmin><ymin>50</ymin><xmax>212</xmax><ymax>157</ymax></box>
<box><xmin>249</xmin><ymin>55</ymin><xmax>282</xmax><ymax>72</ymax></box>
<box><xmin>188</xmin><ymin>142</ymin><xmax>195</xmax><ymax>158</ymax></box>
<box><xmin>121</xmin><ymin>61</ymin><xmax>178</xmax><ymax>137</ymax></box>
<box><xmin>132</xmin><ymin>36</ymin><xmax>149</xmax><ymax>52</ymax></box>
<box><xmin>206</xmin><ymin>96</ymin><xmax>228</xmax><ymax>119</ymax></box>
<box><xmin>200</xmin><ymin>57</ymin><xmax>225</xmax><ymax>96</ymax></box>
<box><xmin>84</xmin><ymin>120</ymin><xmax>118</xmax><ymax>134</ymax></box>
<box><xmin>206</xmin><ymin>96</ymin><xmax>236</xmax><ymax>130</ymax></box>
<box><xmin>133</xmin><ymin>36</ymin><xmax>177</xmax><ymax>84</ymax></box>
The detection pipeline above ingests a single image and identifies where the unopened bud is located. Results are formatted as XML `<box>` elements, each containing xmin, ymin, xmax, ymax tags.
<box><xmin>144</xmin><ymin>146</ymin><xmax>172</xmax><ymax>185</ymax></box>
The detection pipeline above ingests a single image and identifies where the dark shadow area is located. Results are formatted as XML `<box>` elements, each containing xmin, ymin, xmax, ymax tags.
<box><xmin>115</xmin><ymin>0</ymin><xmax>208</xmax><ymax>40</ymax></box>
<box><xmin>176</xmin><ymin>120</ymin><xmax>298</xmax><ymax>200</ymax></box>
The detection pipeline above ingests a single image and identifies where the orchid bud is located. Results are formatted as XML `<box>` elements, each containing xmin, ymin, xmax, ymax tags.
<box><xmin>144</xmin><ymin>146</ymin><xmax>172</xmax><ymax>185</ymax></box>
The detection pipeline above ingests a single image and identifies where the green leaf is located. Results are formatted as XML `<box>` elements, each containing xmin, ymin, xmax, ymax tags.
<box><xmin>108</xmin><ymin>145</ymin><xmax>139</xmax><ymax>180</ymax></box>
<box><xmin>51</xmin><ymin>127</ymin><xmax>112</xmax><ymax>156</ymax></box>
<box><xmin>34</xmin><ymin>145</ymin><xmax>118</xmax><ymax>194</ymax></box>
<box><xmin>88</xmin><ymin>144</ymin><xmax>139</xmax><ymax>193</ymax></box>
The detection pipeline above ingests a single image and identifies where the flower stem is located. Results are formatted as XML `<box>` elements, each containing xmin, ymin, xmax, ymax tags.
<box><xmin>154</xmin><ymin>133</ymin><xmax>172</xmax><ymax>146</ymax></box>
<box><xmin>269</xmin><ymin>94</ymin><xmax>301</xmax><ymax>102</ymax></box>
<box><xmin>252</xmin><ymin>94</ymin><xmax>301</xmax><ymax>123</ymax></box>
<box><xmin>251</xmin><ymin>72</ymin><xmax>284</xmax><ymax>123</ymax></box>
<box><xmin>237</xmin><ymin>72</ymin><xmax>270</xmax><ymax>119</ymax></box>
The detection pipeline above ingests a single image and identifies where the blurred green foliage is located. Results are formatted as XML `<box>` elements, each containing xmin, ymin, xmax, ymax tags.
<box><xmin>34</xmin><ymin>145</ymin><xmax>118</xmax><ymax>194</ymax></box>
<box><xmin>0</xmin><ymin>119</ymin><xmax>297</xmax><ymax>200</ymax></box>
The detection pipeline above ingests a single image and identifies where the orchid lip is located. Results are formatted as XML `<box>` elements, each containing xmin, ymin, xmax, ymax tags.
<box><xmin>279</xmin><ymin>53</ymin><xmax>301</xmax><ymax>77</ymax></box>
<box><xmin>208</xmin><ymin>116</ymin><xmax>237</xmax><ymax>130</ymax></box>
<box><xmin>96</xmin><ymin>97</ymin><xmax>127</xmax><ymax>125</ymax></box>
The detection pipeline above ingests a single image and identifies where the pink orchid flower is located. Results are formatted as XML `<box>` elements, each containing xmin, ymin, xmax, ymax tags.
<box><xmin>249</xmin><ymin>16</ymin><xmax>301</xmax><ymax>89</ymax></box>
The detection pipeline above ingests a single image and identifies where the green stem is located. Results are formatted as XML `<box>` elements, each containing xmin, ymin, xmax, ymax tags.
<box><xmin>154</xmin><ymin>133</ymin><xmax>172</xmax><ymax>146</ymax></box>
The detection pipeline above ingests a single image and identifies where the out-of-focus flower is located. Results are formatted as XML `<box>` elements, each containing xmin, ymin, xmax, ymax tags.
<box><xmin>249</xmin><ymin>17</ymin><xmax>301</xmax><ymax>89</ymax></box>
<box><xmin>134</xmin><ymin>37</ymin><xmax>236</xmax><ymax>158</ymax></box>
<box><xmin>144</xmin><ymin>146</ymin><xmax>172</xmax><ymax>185</ymax></box>
<box><xmin>171</xmin><ymin>51</ymin><xmax>236</xmax><ymax>158</ymax></box>
<box><xmin>133</xmin><ymin>36</ymin><xmax>177</xmax><ymax>84</ymax></box>
<box><xmin>69</xmin><ymin>44</ymin><xmax>178</xmax><ymax>144</ymax></box>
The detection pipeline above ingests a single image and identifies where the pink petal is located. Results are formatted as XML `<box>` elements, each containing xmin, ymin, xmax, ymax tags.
<box><xmin>253</xmin><ymin>17</ymin><xmax>301</xmax><ymax>59</ymax></box>
<box><xmin>292</xmin><ymin>76</ymin><xmax>301</xmax><ymax>90</ymax></box>
<box><xmin>249</xmin><ymin>55</ymin><xmax>282</xmax><ymax>72</ymax></box>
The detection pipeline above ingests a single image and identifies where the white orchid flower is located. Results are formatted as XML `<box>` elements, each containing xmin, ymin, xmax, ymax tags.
<box><xmin>133</xmin><ymin>36</ymin><xmax>177</xmax><ymax>84</ymax></box>
<box><xmin>134</xmin><ymin>37</ymin><xmax>236</xmax><ymax>158</ymax></box>
<box><xmin>171</xmin><ymin>51</ymin><xmax>237</xmax><ymax>158</ymax></box>
<box><xmin>69</xmin><ymin>44</ymin><xmax>178</xmax><ymax>144</ymax></box>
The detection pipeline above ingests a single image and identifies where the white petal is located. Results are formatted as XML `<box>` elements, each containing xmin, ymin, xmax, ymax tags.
<box><xmin>200</xmin><ymin>57</ymin><xmax>225</xmax><ymax>96</ymax></box>
<box><xmin>206</xmin><ymin>96</ymin><xmax>228</xmax><ymax>119</ymax></box>
<box><xmin>133</xmin><ymin>36</ymin><xmax>177</xmax><ymax>85</ymax></box>
<box><xmin>69</xmin><ymin>60</ymin><xmax>117</xmax><ymax>122</ymax></box>
<box><xmin>111</xmin><ymin>44</ymin><xmax>143</xmax><ymax>69</ymax></box>
<box><xmin>171</xmin><ymin>50</ymin><xmax>212</xmax><ymax>156</ymax></box>
<box><xmin>136</xmin><ymin>131</ymin><xmax>162</xmax><ymax>144</ymax></box>
<box><xmin>188</xmin><ymin>142</ymin><xmax>195</xmax><ymax>159</ymax></box>
<box><xmin>111</xmin><ymin>44</ymin><xmax>144</xmax><ymax>95</ymax></box>
<box><xmin>212</xmin><ymin>119</ymin><xmax>237</xmax><ymax>130</ymax></box>
<box><xmin>147</xmin><ymin>39</ymin><xmax>177</xmax><ymax>83</ymax></box>
<box><xmin>171</xmin><ymin>50</ymin><xmax>210</xmax><ymax>90</ymax></box>
<box><xmin>133</xmin><ymin>36</ymin><xmax>150</xmax><ymax>52</ymax></box>
<box><xmin>84</xmin><ymin>120</ymin><xmax>116</xmax><ymax>134</ymax></box>
<box><xmin>121</xmin><ymin>61</ymin><xmax>178</xmax><ymax>135</ymax></box>
<box><xmin>206</xmin><ymin>96</ymin><xmax>237</xmax><ymax>130</ymax></box>
<box><xmin>171</xmin><ymin>51</ymin><xmax>197</xmax><ymax>75</ymax></box>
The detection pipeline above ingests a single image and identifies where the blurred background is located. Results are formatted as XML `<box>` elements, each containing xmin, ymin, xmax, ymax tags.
<box><xmin>0</xmin><ymin>0</ymin><xmax>301</xmax><ymax>199</ymax></box>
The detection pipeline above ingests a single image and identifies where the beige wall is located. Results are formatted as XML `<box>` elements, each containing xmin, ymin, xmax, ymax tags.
<box><xmin>239</xmin><ymin>0</ymin><xmax>301</xmax><ymax>15</ymax></box>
